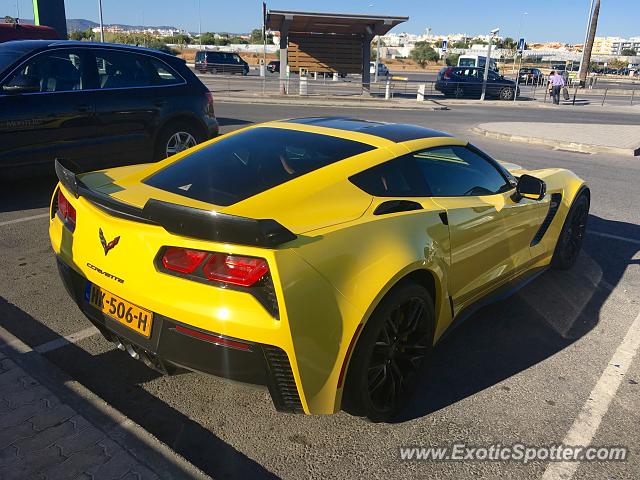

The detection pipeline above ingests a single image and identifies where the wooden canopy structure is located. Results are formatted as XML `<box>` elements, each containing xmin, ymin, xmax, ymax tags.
<box><xmin>266</xmin><ymin>10</ymin><xmax>408</xmax><ymax>94</ymax></box>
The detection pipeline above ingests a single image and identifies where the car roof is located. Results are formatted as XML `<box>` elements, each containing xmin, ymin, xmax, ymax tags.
<box><xmin>280</xmin><ymin>117</ymin><xmax>452</xmax><ymax>143</ymax></box>
<box><xmin>0</xmin><ymin>39</ymin><xmax>175</xmax><ymax>58</ymax></box>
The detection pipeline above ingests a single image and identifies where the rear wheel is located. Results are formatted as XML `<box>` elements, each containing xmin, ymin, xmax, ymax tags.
<box><xmin>343</xmin><ymin>283</ymin><xmax>434</xmax><ymax>422</ymax></box>
<box><xmin>500</xmin><ymin>87</ymin><xmax>515</xmax><ymax>100</ymax></box>
<box><xmin>552</xmin><ymin>193</ymin><xmax>590</xmax><ymax>270</ymax></box>
<box><xmin>155</xmin><ymin>121</ymin><xmax>204</xmax><ymax>160</ymax></box>
<box><xmin>454</xmin><ymin>85</ymin><xmax>465</xmax><ymax>98</ymax></box>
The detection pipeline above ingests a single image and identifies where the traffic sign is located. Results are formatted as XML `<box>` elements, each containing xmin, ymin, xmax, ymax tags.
<box><xmin>517</xmin><ymin>37</ymin><xmax>525</xmax><ymax>53</ymax></box>
<box><xmin>442</xmin><ymin>39</ymin><xmax>448</xmax><ymax>52</ymax></box>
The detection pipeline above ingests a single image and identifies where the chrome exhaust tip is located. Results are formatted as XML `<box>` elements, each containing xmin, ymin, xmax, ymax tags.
<box><xmin>125</xmin><ymin>343</ymin><xmax>140</xmax><ymax>360</ymax></box>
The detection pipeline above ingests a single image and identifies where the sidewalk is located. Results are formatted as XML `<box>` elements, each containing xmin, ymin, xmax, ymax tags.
<box><xmin>0</xmin><ymin>326</ymin><xmax>208</xmax><ymax>480</ymax></box>
<box><xmin>472</xmin><ymin>122</ymin><xmax>640</xmax><ymax>157</ymax></box>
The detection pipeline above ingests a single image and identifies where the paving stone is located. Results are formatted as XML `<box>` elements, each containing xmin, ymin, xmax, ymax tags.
<box><xmin>90</xmin><ymin>450</ymin><xmax>137</xmax><ymax>480</ymax></box>
<box><xmin>0</xmin><ymin>444</ymin><xmax>18</xmax><ymax>466</ymax></box>
<box><xmin>0</xmin><ymin>420</ymin><xmax>37</xmax><ymax>449</ymax></box>
<box><xmin>0</xmin><ymin>368</ymin><xmax>24</xmax><ymax>387</ymax></box>
<box><xmin>0</xmin><ymin>399</ymin><xmax>52</xmax><ymax>429</ymax></box>
<box><xmin>30</xmin><ymin>404</ymin><xmax>76</xmax><ymax>431</ymax></box>
<box><xmin>14</xmin><ymin>418</ymin><xmax>78</xmax><ymax>454</ymax></box>
<box><xmin>55</xmin><ymin>424</ymin><xmax>105</xmax><ymax>456</ymax></box>
<box><xmin>42</xmin><ymin>444</ymin><xmax>110</xmax><ymax>480</ymax></box>
<box><xmin>3</xmin><ymin>385</ymin><xmax>51</xmax><ymax>409</ymax></box>
<box><xmin>0</xmin><ymin>444</ymin><xmax>65</xmax><ymax>480</ymax></box>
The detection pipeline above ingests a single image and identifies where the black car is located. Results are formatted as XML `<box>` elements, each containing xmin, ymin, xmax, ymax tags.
<box><xmin>267</xmin><ymin>60</ymin><xmax>279</xmax><ymax>73</ymax></box>
<box><xmin>195</xmin><ymin>51</ymin><xmax>249</xmax><ymax>75</ymax></box>
<box><xmin>518</xmin><ymin>67</ymin><xmax>543</xmax><ymax>84</ymax></box>
<box><xmin>435</xmin><ymin>67</ymin><xmax>519</xmax><ymax>100</ymax></box>
<box><xmin>0</xmin><ymin>40</ymin><xmax>218</xmax><ymax>177</ymax></box>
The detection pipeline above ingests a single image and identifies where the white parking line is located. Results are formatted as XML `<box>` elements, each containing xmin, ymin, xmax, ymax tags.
<box><xmin>34</xmin><ymin>326</ymin><xmax>100</xmax><ymax>354</ymax></box>
<box><xmin>0</xmin><ymin>213</ymin><xmax>49</xmax><ymax>227</ymax></box>
<box><xmin>541</xmin><ymin>309</ymin><xmax>640</xmax><ymax>480</ymax></box>
<box><xmin>589</xmin><ymin>231</ymin><xmax>640</xmax><ymax>246</ymax></box>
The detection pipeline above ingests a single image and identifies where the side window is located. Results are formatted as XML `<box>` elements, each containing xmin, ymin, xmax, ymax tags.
<box><xmin>148</xmin><ymin>58</ymin><xmax>182</xmax><ymax>85</ymax></box>
<box><xmin>3</xmin><ymin>50</ymin><xmax>84</xmax><ymax>92</ymax></box>
<box><xmin>349</xmin><ymin>156</ymin><xmax>431</xmax><ymax>197</ymax></box>
<box><xmin>95</xmin><ymin>50</ymin><xmax>153</xmax><ymax>89</ymax></box>
<box><xmin>412</xmin><ymin>146</ymin><xmax>510</xmax><ymax>197</ymax></box>
<box><xmin>488</xmin><ymin>70</ymin><xmax>501</xmax><ymax>80</ymax></box>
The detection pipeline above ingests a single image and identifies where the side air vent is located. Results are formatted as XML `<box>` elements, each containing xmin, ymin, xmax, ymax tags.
<box><xmin>531</xmin><ymin>193</ymin><xmax>563</xmax><ymax>246</ymax></box>
<box><xmin>262</xmin><ymin>345</ymin><xmax>304</xmax><ymax>413</ymax></box>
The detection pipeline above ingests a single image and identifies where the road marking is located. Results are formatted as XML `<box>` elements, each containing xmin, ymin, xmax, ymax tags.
<box><xmin>34</xmin><ymin>326</ymin><xmax>100</xmax><ymax>354</ymax></box>
<box><xmin>589</xmin><ymin>231</ymin><xmax>640</xmax><ymax>246</ymax></box>
<box><xmin>541</xmin><ymin>309</ymin><xmax>640</xmax><ymax>480</ymax></box>
<box><xmin>0</xmin><ymin>213</ymin><xmax>49</xmax><ymax>227</ymax></box>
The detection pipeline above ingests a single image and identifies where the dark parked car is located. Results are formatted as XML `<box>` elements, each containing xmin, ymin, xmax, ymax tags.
<box><xmin>435</xmin><ymin>67</ymin><xmax>519</xmax><ymax>100</ymax></box>
<box><xmin>518</xmin><ymin>67</ymin><xmax>543</xmax><ymax>84</ymax></box>
<box><xmin>267</xmin><ymin>60</ymin><xmax>279</xmax><ymax>73</ymax></box>
<box><xmin>0</xmin><ymin>40</ymin><xmax>218</xmax><ymax>177</ymax></box>
<box><xmin>195</xmin><ymin>51</ymin><xmax>249</xmax><ymax>75</ymax></box>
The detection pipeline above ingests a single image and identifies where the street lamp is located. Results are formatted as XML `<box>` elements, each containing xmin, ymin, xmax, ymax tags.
<box><xmin>513</xmin><ymin>12</ymin><xmax>528</xmax><ymax>101</ymax></box>
<box><xmin>98</xmin><ymin>0</ymin><xmax>105</xmax><ymax>42</ymax></box>
<box><xmin>198</xmin><ymin>0</ymin><xmax>202</xmax><ymax>50</ymax></box>
<box><xmin>480</xmin><ymin>28</ymin><xmax>499</xmax><ymax>101</ymax></box>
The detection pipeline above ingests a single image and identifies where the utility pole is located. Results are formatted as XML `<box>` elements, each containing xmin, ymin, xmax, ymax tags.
<box><xmin>198</xmin><ymin>0</ymin><xmax>202</xmax><ymax>50</ymax></box>
<box><xmin>579</xmin><ymin>0</ymin><xmax>600</xmax><ymax>87</ymax></box>
<box><xmin>98</xmin><ymin>0</ymin><xmax>105</xmax><ymax>42</ymax></box>
<box><xmin>480</xmin><ymin>28</ymin><xmax>499</xmax><ymax>101</ymax></box>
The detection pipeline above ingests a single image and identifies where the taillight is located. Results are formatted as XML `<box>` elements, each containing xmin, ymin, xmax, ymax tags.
<box><xmin>203</xmin><ymin>253</ymin><xmax>269</xmax><ymax>287</ymax></box>
<box><xmin>160</xmin><ymin>247</ymin><xmax>269</xmax><ymax>287</ymax></box>
<box><xmin>56</xmin><ymin>189</ymin><xmax>76</xmax><ymax>230</ymax></box>
<box><xmin>443</xmin><ymin>67</ymin><xmax>454</xmax><ymax>80</ymax></box>
<box><xmin>204</xmin><ymin>91</ymin><xmax>215</xmax><ymax>116</ymax></box>
<box><xmin>162</xmin><ymin>247</ymin><xmax>207</xmax><ymax>274</ymax></box>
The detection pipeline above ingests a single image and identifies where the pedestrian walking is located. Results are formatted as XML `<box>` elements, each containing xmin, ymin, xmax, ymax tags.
<box><xmin>549</xmin><ymin>70</ymin><xmax>565</xmax><ymax>105</ymax></box>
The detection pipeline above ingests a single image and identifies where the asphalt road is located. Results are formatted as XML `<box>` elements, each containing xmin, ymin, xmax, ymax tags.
<box><xmin>1</xmin><ymin>102</ymin><xmax>639</xmax><ymax>479</ymax></box>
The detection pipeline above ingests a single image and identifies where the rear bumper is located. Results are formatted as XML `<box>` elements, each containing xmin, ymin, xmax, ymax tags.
<box><xmin>56</xmin><ymin>256</ymin><xmax>303</xmax><ymax>413</ymax></box>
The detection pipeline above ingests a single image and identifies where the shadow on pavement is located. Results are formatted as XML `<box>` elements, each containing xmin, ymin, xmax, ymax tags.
<box><xmin>395</xmin><ymin>214</ymin><xmax>639</xmax><ymax>422</ymax></box>
<box><xmin>0</xmin><ymin>296</ymin><xmax>278</xmax><ymax>479</ymax></box>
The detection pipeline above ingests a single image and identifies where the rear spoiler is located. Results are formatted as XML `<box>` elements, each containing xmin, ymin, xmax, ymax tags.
<box><xmin>54</xmin><ymin>159</ymin><xmax>297</xmax><ymax>248</ymax></box>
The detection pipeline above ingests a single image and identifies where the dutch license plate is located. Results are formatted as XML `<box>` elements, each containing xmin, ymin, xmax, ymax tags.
<box><xmin>85</xmin><ymin>283</ymin><xmax>153</xmax><ymax>337</ymax></box>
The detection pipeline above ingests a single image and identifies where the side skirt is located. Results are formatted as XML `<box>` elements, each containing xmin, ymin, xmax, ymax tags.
<box><xmin>437</xmin><ymin>265</ymin><xmax>549</xmax><ymax>343</ymax></box>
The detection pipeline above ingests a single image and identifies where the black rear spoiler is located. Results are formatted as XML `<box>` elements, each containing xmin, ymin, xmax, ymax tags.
<box><xmin>54</xmin><ymin>159</ymin><xmax>297</xmax><ymax>248</ymax></box>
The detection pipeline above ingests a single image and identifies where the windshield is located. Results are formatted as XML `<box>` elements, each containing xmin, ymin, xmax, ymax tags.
<box><xmin>0</xmin><ymin>47</ymin><xmax>29</xmax><ymax>74</ymax></box>
<box><xmin>458</xmin><ymin>58</ymin><xmax>476</xmax><ymax>67</ymax></box>
<box><xmin>144</xmin><ymin>127</ymin><xmax>374</xmax><ymax>206</ymax></box>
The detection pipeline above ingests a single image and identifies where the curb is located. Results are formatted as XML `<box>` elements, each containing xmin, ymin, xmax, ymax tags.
<box><xmin>0</xmin><ymin>325</ymin><xmax>210</xmax><ymax>480</ymax></box>
<box><xmin>471</xmin><ymin>126</ymin><xmax>640</xmax><ymax>157</ymax></box>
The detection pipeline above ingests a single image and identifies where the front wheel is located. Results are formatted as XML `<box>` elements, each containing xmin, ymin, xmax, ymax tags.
<box><xmin>552</xmin><ymin>193</ymin><xmax>590</xmax><ymax>270</ymax></box>
<box><xmin>343</xmin><ymin>283</ymin><xmax>434</xmax><ymax>422</ymax></box>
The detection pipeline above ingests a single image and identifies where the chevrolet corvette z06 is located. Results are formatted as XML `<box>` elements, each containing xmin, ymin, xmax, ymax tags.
<box><xmin>50</xmin><ymin>117</ymin><xmax>589</xmax><ymax>421</ymax></box>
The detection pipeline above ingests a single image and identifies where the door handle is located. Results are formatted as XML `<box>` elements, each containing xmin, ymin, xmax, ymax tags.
<box><xmin>74</xmin><ymin>104</ymin><xmax>92</xmax><ymax>113</ymax></box>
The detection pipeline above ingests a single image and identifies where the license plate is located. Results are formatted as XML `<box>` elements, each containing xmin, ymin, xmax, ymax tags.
<box><xmin>85</xmin><ymin>283</ymin><xmax>153</xmax><ymax>337</ymax></box>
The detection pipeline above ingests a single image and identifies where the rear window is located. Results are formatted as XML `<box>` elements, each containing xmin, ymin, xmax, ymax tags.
<box><xmin>144</xmin><ymin>127</ymin><xmax>375</xmax><ymax>206</ymax></box>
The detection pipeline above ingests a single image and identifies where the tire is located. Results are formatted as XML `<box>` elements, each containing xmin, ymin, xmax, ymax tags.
<box><xmin>500</xmin><ymin>87</ymin><xmax>515</xmax><ymax>100</ymax></box>
<box><xmin>551</xmin><ymin>193</ymin><xmax>590</xmax><ymax>270</ymax></box>
<box><xmin>454</xmin><ymin>85</ymin><xmax>465</xmax><ymax>98</ymax></box>
<box><xmin>154</xmin><ymin>121</ymin><xmax>204</xmax><ymax>161</ymax></box>
<box><xmin>343</xmin><ymin>282</ymin><xmax>435</xmax><ymax>422</ymax></box>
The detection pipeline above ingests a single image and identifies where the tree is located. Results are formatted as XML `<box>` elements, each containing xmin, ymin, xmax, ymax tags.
<box><xmin>199</xmin><ymin>32</ymin><xmax>217</xmax><ymax>45</ymax></box>
<box><xmin>500</xmin><ymin>37</ymin><xmax>516</xmax><ymax>50</ymax></box>
<box><xmin>452</xmin><ymin>40</ymin><xmax>468</xmax><ymax>49</ymax></box>
<box><xmin>579</xmin><ymin>0</ymin><xmax>600</xmax><ymax>86</ymax></box>
<box><xmin>410</xmin><ymin>42</ymin><xmax>439</xmax><ymax>67</ymax></box>
<box><xmin>621</xmin><ymin>48</ymin><xmax>637</xmax><ymax>56</ymax></box>
<box><xmin>608</xmin><ymin>58</ymin><xmax>627</xmax><ymax>69</ymax></box>
<box><xmin>68</xmin><ymin>28</ymin><xmax>93</xmax><ymax>41</ymax></box>
<box><xmin>445</xmin><ymin>53</ymin><xmax>460</xmax><ymax>66</ymax></box>
<box><xmin>163</xmin><ymin>33</ymin><xmax>191</xmax><ymax>45</ymax></box>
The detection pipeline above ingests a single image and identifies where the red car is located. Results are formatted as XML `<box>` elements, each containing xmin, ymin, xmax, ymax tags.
<box><xmin>0</xmin><ymin>23</ymin><xmax>60</xmax><ymax>43</ymax></box>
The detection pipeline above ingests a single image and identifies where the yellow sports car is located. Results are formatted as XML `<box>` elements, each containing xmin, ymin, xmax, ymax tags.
<box><xmin>50</xmin><ymin>117</ymin><xmax>589</xmax><ymax>422</ymax></box>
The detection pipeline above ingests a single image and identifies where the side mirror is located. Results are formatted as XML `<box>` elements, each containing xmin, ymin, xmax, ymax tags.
<box><xmin>2</xmin><ymin>75</ymin><xmax>40</xmax><ymax>95</ymax></box>
<box><xmin>516</xmin><ymin>174</ymin><xmax>546</xmax><ymax>201</ymax></box>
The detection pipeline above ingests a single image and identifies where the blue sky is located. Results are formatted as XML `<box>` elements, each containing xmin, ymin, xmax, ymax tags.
<box><xmin>6</xmin><ymin>0</ymin><xmax>640</xmax><ymax>43</ymax></box>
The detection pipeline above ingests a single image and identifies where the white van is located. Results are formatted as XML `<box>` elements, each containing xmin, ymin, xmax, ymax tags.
<box><xmin>457</xmin><ymin>54</ymin><xmax>498</xmax><ymax>71</ymax></box>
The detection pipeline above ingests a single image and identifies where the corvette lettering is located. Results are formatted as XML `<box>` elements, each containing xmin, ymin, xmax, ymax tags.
<box><xmin>86</xmin><ymin>262</ymin><xmax>125</xmax><ymax>284</ymax></box>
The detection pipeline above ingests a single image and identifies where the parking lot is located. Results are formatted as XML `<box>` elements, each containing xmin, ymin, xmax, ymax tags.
<box><xmin>1</xmin><ymin>101</ymin><xmax>639</xmax><ymax>479</ymax></box>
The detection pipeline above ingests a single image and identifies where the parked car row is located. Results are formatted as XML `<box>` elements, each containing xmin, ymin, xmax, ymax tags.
<box><xmin>0</xmin><ymin>40</ymin><xmax>218</xmax><ymax>178</ymax></box>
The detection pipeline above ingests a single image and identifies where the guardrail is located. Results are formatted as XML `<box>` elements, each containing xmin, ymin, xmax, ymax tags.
<box><xmin>199</xmin><ymin>73</ymin><xmax>640</xmax><ymax>107</ymax></box>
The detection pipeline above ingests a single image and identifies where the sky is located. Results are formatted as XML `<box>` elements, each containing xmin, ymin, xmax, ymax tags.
<box><xmin>5</xmin><ymin>0</ymin><xmax>640</xmax><ymax>43</ymax></box>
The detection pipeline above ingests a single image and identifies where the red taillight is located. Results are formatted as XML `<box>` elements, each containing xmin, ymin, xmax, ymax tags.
<box><xmin>175</xmin><ymin>325</ymin><xmax>251</xmax><ymax>351</ymax></box>
<box><xmin>203</xmin><ymin>253</ymin><xmax>269</xmax><ymax>287</ymax></box>
<box><xmin>443</xmin><ymin>67</ymin><xmax>454</xmax><ymax>80</ymax></box>
<box><xmin>56</xmin><ymin>189</ymin><xmax>76</xmax><ymax>229</ymax></box>
<box><xmin>162</xmin><ymin>247</ymin><xmax>207</xmax><ymax>274</ymax></box>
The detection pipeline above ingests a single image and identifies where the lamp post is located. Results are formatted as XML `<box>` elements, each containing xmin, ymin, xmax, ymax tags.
<box><xmin>480</xmin><ymin>28</ymin><xmax>499</xmax><ymax>101</ymax></box>
<box><xmin>198</xmin><ymin>0</ymin><xmax>202</xmax><ymax>50</ymax></box>
<box><xmin>98</xmin><ymin>0</ymin><xmax>105</xmax><ymax>42</ymax></box>
<box><xmin>513</xmin><ymin>12</ymin><xmax>528</xmax><ymax>102</ymax></box>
